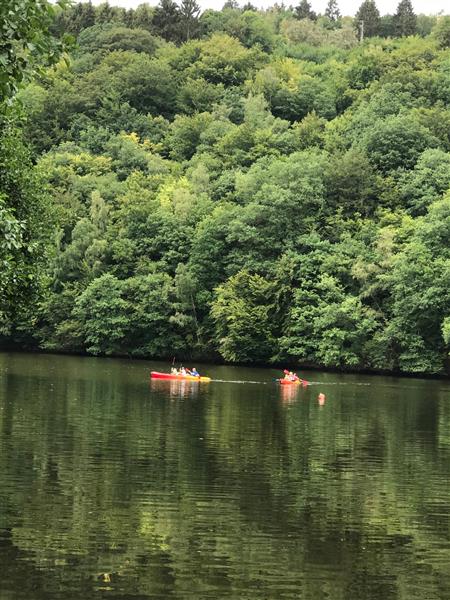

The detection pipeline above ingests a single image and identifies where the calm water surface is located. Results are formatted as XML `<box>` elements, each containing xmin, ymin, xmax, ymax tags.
<box><xmin>1</xmin><ymin>352</ymin><xmax>450</xmax><ymax>600</ymax></box>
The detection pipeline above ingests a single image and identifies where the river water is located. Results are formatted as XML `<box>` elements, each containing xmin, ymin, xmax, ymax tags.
<box><xmin>0</xmin><ymin>352</ymin><xmax>450</xmax><ymax>600</ymax></box>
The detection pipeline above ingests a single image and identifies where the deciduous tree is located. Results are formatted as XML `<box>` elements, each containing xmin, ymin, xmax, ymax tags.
<box><xmin>211</xmin><ymin>270</ymin><xmax>277</xmax><ymax>362</ymax></box>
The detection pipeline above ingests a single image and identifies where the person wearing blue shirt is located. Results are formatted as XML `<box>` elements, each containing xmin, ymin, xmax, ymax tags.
<box><xmin>190</xmin><ymin>367</ymin><xmax>200</xmax><ymax>377</ymax></box>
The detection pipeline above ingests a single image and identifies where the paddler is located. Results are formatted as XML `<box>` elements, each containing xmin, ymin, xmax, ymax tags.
<box><xmin>190</xmin><ymin>367</ymin><xmax>200</xmax><ymax>377</ymax></box>
<box><xmin>283</xmin><ymin>369</ymin><xmax>299</xmax><ymax>382</ymax></box>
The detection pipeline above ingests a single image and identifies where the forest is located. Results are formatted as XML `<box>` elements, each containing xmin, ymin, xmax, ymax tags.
<box><xmin>1</xmin><ymin>0</ymin><xmax>450</xmax><ymax>374</ymax></box>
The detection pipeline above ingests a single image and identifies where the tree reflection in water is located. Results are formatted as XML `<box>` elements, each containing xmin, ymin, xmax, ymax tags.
<box><xmin>1</xmin><ymin>352</ymin><xmax>450</xmax><ymax>600</ymax></box>
<box><xmin>150</xmin><ymin>378</ymin><xmax>201</xmax><ymax>400</ymax></box>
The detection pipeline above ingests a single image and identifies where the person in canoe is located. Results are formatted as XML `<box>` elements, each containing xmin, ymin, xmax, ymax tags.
<box><xmin>171</xmin><ymin>367</ymin><xmax>178</xmax><ymax>375</ymax></box>
<box><xmin>180</xmin><ymin>366</ymin><xmax>187</xmax><ymax>376</ymax></box>
<box><xmin>190</xmin><ymin>367</ymin><xmax>200</xmax><ymax>378</ymax></box>
<box><xmin>284</xmin><ymin>370</ymin><xmax>299</xmax><ymax>382</ymax></box>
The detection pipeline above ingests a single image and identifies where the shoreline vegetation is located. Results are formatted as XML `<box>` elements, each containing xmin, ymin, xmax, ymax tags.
<box><xmin>2</xmin><ymin>346</ymin><xmax>449</xmax><ymax>381</ymax></box>
<box><xmin>1</xmin><ymin>1</ymin><xmax>450</xmax><ymax>376</ymax></box>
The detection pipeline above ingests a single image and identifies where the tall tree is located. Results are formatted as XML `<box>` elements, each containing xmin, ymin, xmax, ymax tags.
<box><xmin>294</xmin><ymin>0</ymin><xmax>317</xmax><ymax>21</ymax></box>
<box><xmin>123</xmin><ymin>9</ymin><xmax>135</xmax><ymax>28</ymax></box>
<box><xmin>325</xmin><ymin>0</ymin><xmax>341</xmax><ymax>22</ymax></box>
<box><xmin>133</xmin><ymin>3</ymin><xmax>154</xmax><ymax>31</ymax></box>
<box><xmin>355</xmin><ymin>0</ymin><xmax>380</xmax><ymax>39</ymax></box>
<box><xmin>96</xmin><ymin>2</ymin><xmax>113</xmax><ymax>24</ymax></box>
<box><xmin>378</xmin><ymin>14</ymin><xmax>395</xmax><ymax>37</ymax></box>
<box><xmin>393</xmin><ymin>0</ymin><xmax>416</xmax><ymax>37</ymax></box>
<box><xmin>80</xmin><ymin>1</ymin><xmax>96</xmax><ymax>30</ymax></box>
<box><xmin>180</xmin><ymin>0</ymin><xmax>201</xmax><ymax>41</ymax></box>
<box><xmin>152</xmin><ymin>0</ymin><xmax>182</xmax><ymax>43</ymax></box>
<box><xmin>222</xmin><ymin>1</ymin><xmax>240</xmax><ymax>9</ymax></box>
<box><xmin>66</xmin><ymin>3</ymin><xmax>93</xmax><ymax>35</ymax></box>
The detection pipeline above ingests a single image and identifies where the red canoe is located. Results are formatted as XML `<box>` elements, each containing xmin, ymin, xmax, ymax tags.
<box><xmin>151</xmin><ymin>371</ymin><xmax>211</xmax><ymax>382</ymax></box>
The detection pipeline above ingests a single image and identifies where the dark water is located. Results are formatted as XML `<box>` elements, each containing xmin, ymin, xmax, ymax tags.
<box><xmin>1</xmin><ymin>352</ymin><xmax>450</xmax><ymax>600</ymax></box>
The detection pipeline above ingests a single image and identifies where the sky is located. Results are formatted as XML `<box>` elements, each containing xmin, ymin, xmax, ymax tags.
<box><xmin>87</xmin><ymin>0</ymin><xmax>449</xmax><ymax>16</ymax></box>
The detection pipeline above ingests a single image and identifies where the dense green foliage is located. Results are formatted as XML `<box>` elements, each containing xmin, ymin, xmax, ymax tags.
<box><xmin>0</xmin><ymin>0</ymin><xmax>69</xmax><ymax>336</ymax></box>
<box><xmin>2</xmin><ymin>1</ymin><xmax>450</xmax><ymax>374</ymax></box>
<box><xmin>0</xmin><ymin>0</ymin><xmax>69</xmax><ymax>103</ymax></box>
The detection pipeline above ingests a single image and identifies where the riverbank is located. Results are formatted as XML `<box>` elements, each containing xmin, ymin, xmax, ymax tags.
<box><xmin>2</xmin><ymin>342</ymin><xmax>449</xmax><ymax>380</ymax></box>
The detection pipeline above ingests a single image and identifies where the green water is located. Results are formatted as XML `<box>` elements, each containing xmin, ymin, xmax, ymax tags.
<box><xmin>1</xmin><ymin>352</ymin><xmax>450</xmax><ymax>600</ymax></box>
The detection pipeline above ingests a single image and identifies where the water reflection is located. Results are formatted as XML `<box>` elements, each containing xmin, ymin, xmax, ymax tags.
<box><xmin>1</xmin><ymin>352</ymin><xmax>450</xmax><ymax>600</ymax></box>
<box><xmin>279</xmin><ymin>382</ymin><xmax>301</xmax><ymax>405</ymax></box>
<box><xmin>150</xmin><ymin>377</ymin><xmax>201</xmax><ymax>400</ymax></box>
